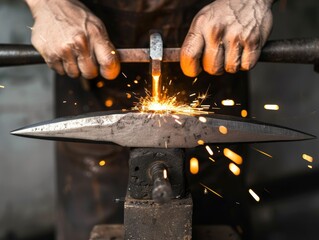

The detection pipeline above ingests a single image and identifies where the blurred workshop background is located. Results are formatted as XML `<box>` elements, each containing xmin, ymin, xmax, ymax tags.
<box><xmin>0</xmin><ymin>0</ymin><xmax>318</xmax><ymax>239</ymax></box>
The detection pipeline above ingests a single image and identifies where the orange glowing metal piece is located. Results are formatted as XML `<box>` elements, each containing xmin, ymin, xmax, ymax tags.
<box><xmin>229</xmin><ymin>163</ymin><xmax>241</xmax><ymax>176</ymax></box>
<box><xmin>197</xmin><ymin>140</ymin><xmax>205</xmax><ymax>145</ymax></box>
<box><xmin>190</xmin><ymin>157</ymin><xmax>199</xmax><ymax>175</ymax></box>
<box><xmin>205</xmin><ymin>145</ymin><xmax>214</xmax><ymax>156</ymax></box>
<box><xmin>224</xmin><ymin>148</ymin><xmax>243</xmax><ymax>165</ymax></box>
<box><xmin>219</xmin><ymin>125</ymin><xmax>228</xmax><ymax>134</ymax></box>
<box><xmin>302</xmin><ymin>154</ymin><xmax>313</xmax><ymax>163</ymax></box>
<box><xmin>152</xmin><ymin>75</ymin><xmax>161</xmax><ymax>101</ymax></box>
<box><xmin>96</xmin><ymin>81</ymin><xmax>104</xmax><ymax>88</ymax></box>
<box><xmin>249</xmin><ymin>189</ymin><xmax>260</xmax><ymax>202</ymax></box>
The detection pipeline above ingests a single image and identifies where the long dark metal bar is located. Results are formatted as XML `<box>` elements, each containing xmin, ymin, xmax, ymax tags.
<box><xmin>1</xmin><ymin>38</ymin><xmax>318</xmax><ymax>66</ymax></box>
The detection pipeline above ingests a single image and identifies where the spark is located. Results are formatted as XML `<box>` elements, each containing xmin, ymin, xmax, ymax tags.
<box><xmin>0</xmin><ymin>85</ymin><xmax>5</xmax><ymax>89</ymax></box>
<box><xmin>204</xmin><ymin>188</ymin><xmax>208</xmax><ymax>194</ymax></box>
<box><xmin>62</xmin><ymin>100</ymin><xmax>67</xmax><ymax>104</ymax></box>
<box><xmin>229</xmin><ymin>163</ymin><xmax>241</xmax><ymax>176</ymax></box>
<box><xmin>189</xmin><ymin>93</ymin><xmax>196</xmax><ymax>97</ymax></box>
<box><xmin>175</xmin><ymin>119</ymin><xmax>182</xmax><ymax>125</ymax></box>
<box><xmin>122</xmin><ymin>72</ymin><xmax>127</xmax><ymax>78</ymax></box>
<box><xmin>209</xmin><ymin>157</ymin><xmax>215</xmax><ymax>162</ymax></box>
<box><xmin>134</xmin><ymin>89</ymin><xmax>208</xmax><ymax>116</ymax></box>
<box><xmin>219</xmin><ymin>125</ymin><xmax>228</xmax><ymax>135</ymax></box>
<box><xmin>163</xmin><ymin>169</ymin><xmax>168</xmax><ymax>179</ymax></box>
<box><xmin>134</xmin><ymin>80</ymin><xmax>139</xmax><ymax>84</ymax></box>
<box><xmin>192</xmin><ymin>77</ymin><xmax>198</xmax><ymax>85</ymax></box>
<box><xmin>264</xmin><ymin>104</ymin><xmax>279</xmax><ymax>111</ymax></box>
<box><xmin>96</xmin><ymin>81</ymin><xmax>104</xmax><ymax>88</ymax></box>
<box><xmin>126</xmin><ymin>93</ymin><xmax>132</xmax><ymax>99</ymax></box>
<box><xmin>99</xmin><ymin>160</ymin><xmax>106</xmax><ymax>166</ymax></box>
<box><xmin>74</xmin><ymin>102</ymin><xmax>77</xmax><ymax>106</ymax></box>
<box><xmin>169</xmin><ymin>79</ymin><xmax>173</xmax><ymax>85</ymax></box>
<box><xmin>205</xmin><ymin>145</ymin><xmax>214</xmax><ymax>156</ymax></box>
<box><xmin>308</xmin><ymin>165</ymin><xmax>313</xmax><ymax>169</ymax></box>
<box><xmin>190</xmin><ymin>157</ymin><xmax>199</xmax><ymax>175</ymax></box>
<box><xmin>224</xmin><ymin>148</ymin><xmax>243</xmax><ymax>165</ymax></box>
<box><xmin>127</xmin><ymin>84</ymin><xmax>131</xmax><ymax>87</ymax></box>
<box><xmin>172</xmin><ymin>115</ymin><xmax>180</xmax><ymax>119</ymax></box>
<box><xmin>199</xmin><ymin>116</ymin><xmax>207</xmax><ymax>123</ymax></box>
<box><xmin>251</xmin><ymin>147</ymin><xmax>273</xmax><ymax>158</ymax></box>
<box><xmin>197</xmin><ymin>140</ymin><xmax>205</xmax><ymax>145</ymax></box>
<box><xmin>105</xmin><ymin>99</ymin><xmax>113</xmax><ymax>107</ymax></box>
<box><xmin>241</xmin><ymin>109</ymin><xmax>248</xmax><ymax>118</ymax></box>
<box><xmin>249</xmin><ymin>189</ymin><xmax>260</xmax><ymax>202</ymax></box>
<box><xmin>221</xmin><ymin>99</ymin><xmax>235</xmax><ymax>106</ymax></box>
<box><xmin>302</xmin><ymin>154</ymin><xmax>313</xmax><ymax>163</ymax></box>
<box><xmin>200</xmin><ymin>183</ymin><xmax>223</xmax><ymax>198</ymax></box>
<box><xmin>111</xmin><ymin>50</ymin><xmax>116</xmax><ymax>55</ymax></box>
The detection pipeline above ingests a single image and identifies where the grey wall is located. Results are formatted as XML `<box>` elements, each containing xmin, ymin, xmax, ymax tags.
<box><xmin>0</xmin><ymin>1</ymin><xmax>55</xmax><ymax>239</ymax></box>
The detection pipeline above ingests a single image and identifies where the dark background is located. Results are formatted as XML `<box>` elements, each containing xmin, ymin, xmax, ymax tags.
<box><xmin>0</xmin><ymin>0</ymin><xmax>318</xmax><ymax>239</ymax></box>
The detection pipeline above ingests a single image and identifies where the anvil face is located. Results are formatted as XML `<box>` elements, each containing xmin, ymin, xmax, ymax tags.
<box><xmin>11</xmin><ymin>110</ymin><xmax>314</xmax><ymax>148</ymax></box>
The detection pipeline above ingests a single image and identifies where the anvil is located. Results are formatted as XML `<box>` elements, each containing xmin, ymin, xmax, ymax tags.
<box><xmin>11</xmin><ymin>110</ymin><xmax>314</xmax><ymax>240</ymax></box>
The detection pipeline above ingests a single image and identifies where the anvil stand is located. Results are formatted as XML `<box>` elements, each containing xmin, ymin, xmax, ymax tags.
<box><xmin>90</xmin><ymin>148</ymin><xmax>193</xmax><ymax>240</ymax></box>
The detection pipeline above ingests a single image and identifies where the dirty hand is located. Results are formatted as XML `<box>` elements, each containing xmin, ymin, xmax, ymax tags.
<box><xmin>180</xmin><ymin>0</ymin><xmax>274</xmax><ymax>77</ymax></box>
<box><xmin>25</xmin><ymin>0</ymin><xmax>120</xmax><ymax>79</ymax></box>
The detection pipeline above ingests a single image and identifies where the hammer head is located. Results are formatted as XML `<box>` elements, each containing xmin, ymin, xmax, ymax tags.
<box><xmin>11</xmin><ymin>110</ymin><xmax>314</xmax><ymax>148</ymax></box>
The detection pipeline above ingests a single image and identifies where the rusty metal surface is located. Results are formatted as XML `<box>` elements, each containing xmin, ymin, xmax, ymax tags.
<box><xmin>127</xmin><ymin>148</ymin><xmax>185</xmax><ymax>202</ymax></box>
<box><xmin>11</xmin><ymin>111</ymin><xmax>314</xmax><ymax>148</ymax></box>
<box><xmin>124</xmin><ymin>196</ymin><xmax>192</xmax><ymax>240</ymax></box>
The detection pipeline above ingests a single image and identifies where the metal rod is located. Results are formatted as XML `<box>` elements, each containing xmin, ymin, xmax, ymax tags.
<box><xmin>1</xmin><ymin>38</ymin><xmax>318</xmax><ymax>66</ymax></box>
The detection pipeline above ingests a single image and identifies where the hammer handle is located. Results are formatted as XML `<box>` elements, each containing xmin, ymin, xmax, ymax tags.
<box><xmin>0</xmin><ymin>38</ymin><xmax>318</xmax><ymax>66</ymax></box>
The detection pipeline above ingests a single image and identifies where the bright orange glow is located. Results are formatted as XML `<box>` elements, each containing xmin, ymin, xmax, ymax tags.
<box><xmin>190</xmin><ymin>157</ymin><xmax>199</xmax><ymax>175</ymax></box>
<box><xmin>99</xmin><ymin>160</ymin><xmax>106</xmax><ymax>166</ymax></box>
<box><xmin>249</xmin><ymin>189</ymin><xmax>260</xmax><ymax>202</ymax></box>
<box><xmin>219</xmin><ymin>125</ymin><xmax>228</xmax><ymax>134</ymax></box>
<box><xmin>224</xmin><ymin>148</ymin><xmax>243</xmax><ymax>165</ymax></box>
<box><xmin>264</xmin><ymin>104</ymin><xmax>279</xmax><ymax>110</ymax></box>
<box><xmin>197</xmin><ymin>140</ymin><xmax>205</xmax><ymax>145</ymax></box>
<box><xmin>105</xmin><ymin>99</ymin><xmax>113</xmax><ymax>107</ymax></box>
<box><xmin>241</xmin><ymin>109</ymin><xmax>248</xmax><ymax>118</ymax></box>
<box><xmin>221</xmin><ymin>99</ymin><xmax>235</xmax><ymax>106</ymax></box>
<box><xmin>96</xmin><ymin>81</ymin><xmax>104</xmax><ymax>88</ymax></box>
<box><xmin>111</xmin><ymin>50</ymin><xmax>116</xmax><ymax>55</ymax></box>
<box><xmin>134</xmin><ymin>80</ymin><xmax>139</xmax><ymax>84</ymax></box>
<box><xmin>126</xmin><ymin>93</ymin><xmax>132</xmax><ymax>99</ymax></box>
<box><xmin>152</xmin><ymin>75</ymin><xmax>161</xmax><ymax>101</ymax></box>
<box><xmin>302</xmin><ymin>154</ymin><xmax>313</xmax><ymax>163</ymax></box>
<box><xmin>229</xmin><ymin>163</ymin><xmax>241</xmax><ymax>176</ymax></box>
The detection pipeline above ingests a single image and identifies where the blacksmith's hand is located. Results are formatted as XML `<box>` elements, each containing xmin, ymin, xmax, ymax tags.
<box><xmin>180</xmin><ymin>0</ymin><xmax>274</xmax><ymax>77</ymax></box>
<box><xmin>25</xmin><ymin>0</ymin><xmax>120</xmax><ymax>80</ymax></box>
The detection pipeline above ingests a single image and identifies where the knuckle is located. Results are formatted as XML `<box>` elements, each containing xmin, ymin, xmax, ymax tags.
<box><xmin>73</xmin><ymin>33</ymin><xmax>87</xmax><ymax>49</ymax></box>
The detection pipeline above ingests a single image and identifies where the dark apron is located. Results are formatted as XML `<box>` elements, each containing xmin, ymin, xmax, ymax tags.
<box><xmin>55</xmin><ymin>1</ymin><xmax>250</xmax><ymax>239</ymax></box>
